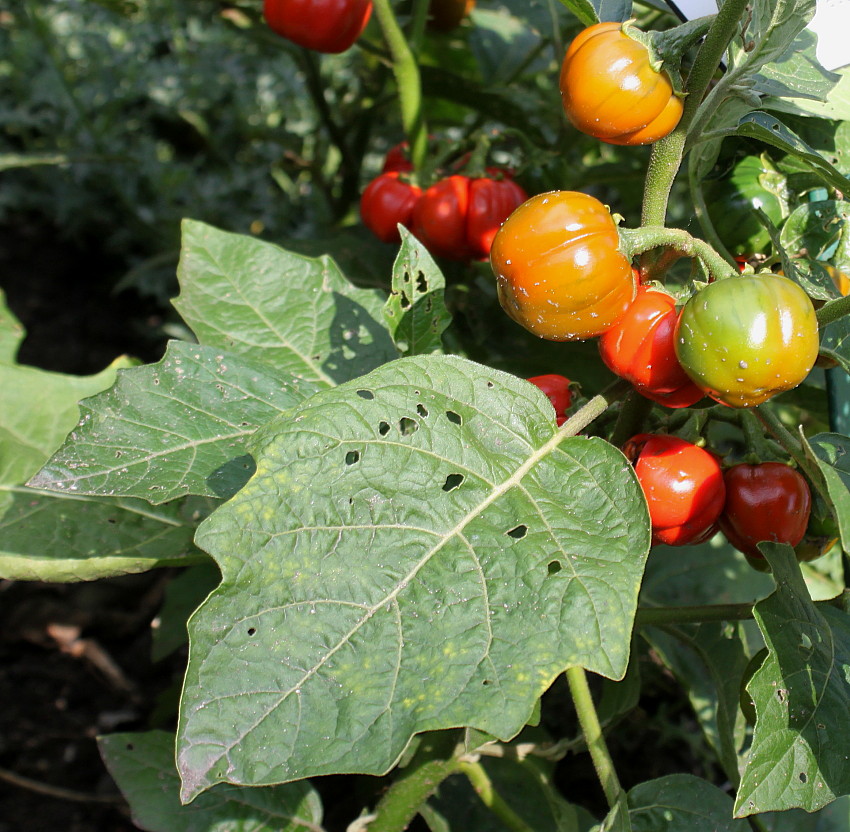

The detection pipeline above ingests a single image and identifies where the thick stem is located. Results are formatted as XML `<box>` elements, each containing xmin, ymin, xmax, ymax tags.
<box><xmin>367</xmin><ymin>731</ymin><xmax>462</xmax><ymax>832</ymax></box>
<box><xmin>609</xmin><ymin>390</ymin><xmax>654</xmax><ymax>449</ymax></box>
<box><xmin>636</xmin><ymin>602</ymin><xmax>755</xmax><ymax>628</ymax></box>
<box><xmin>641</xmin><ymin>0</ymin><xmax>751</xmax><ymax>226</ymax></box>
<box><xmin>565</xmin><ymin>667</ymin><xmax>627</xmax><ymax>814</ymax></box>
<box><xmin>620</xmin><ymin>226</ymin><xmax>737</xmax><ymax>282</ymax></box>
<box><xmin>817</xmin><ymin>294</ymin><xmax>850</xmax><ymax>328</ymax></box>
<box><xmin>459</xmin><ymin>760</ymin><xmax>537</xmax><ymax>832</ymax></box>
<box><xmin>559</xmin><ymin>379</ymin><xmax>633</xmax><ymax>438</ymax></box>
<box><xmin>372</xmin><ymin>0</ymin><xmax>428</xmax><ymax>171</ymax></box>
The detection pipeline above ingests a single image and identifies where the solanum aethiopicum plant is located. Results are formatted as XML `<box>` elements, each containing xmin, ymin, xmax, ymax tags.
<box><xmin>490</xmin><ymin>191</ymin><xmax>637</xmax><ymax>340</ymax></box>
<box><xmin>382</xmin><ymin>142</ymin><xmax>414</xmax><ymax>174</ymax></box>
<box><xmin>599</xmin><ymin>285</ymin><xmax>703</xmax><ymax>408</ymax></box>
<box><xmin>559</xmin><ymin>22</ymin><xmax>683</xmax><ymax>146</ymax></box>
<box><xmin>527</xmin><ymin>374</ymin><xmax>572</xmax><ymax>426</ymax></box>
<box><xmin>675</xmin><ymin>273</ymin><xmax>820</xmax><ymax>407</ymax></box>
<box><xmin>360</xmin><ymin>172</ymin><xmax>422</xmax><ymax>243</ymax></box>
<box><xmin>719</xmin><ymin>462</ymin><xmax>812</xmax><ymax>562</ymax></box>
<box><xmin>624</xmin><ymin>433</ymin><xmax>725</xmax><ymax>546</ymax></box>
<box><xmin>411</xmin><ymin>174</ymin><xmax>527</xmax><ymax>260</ymax></box>
<box><xmin>263</xmin><ymin>0</ymin><xmax>373</xmax><ymax>53</ymax></box>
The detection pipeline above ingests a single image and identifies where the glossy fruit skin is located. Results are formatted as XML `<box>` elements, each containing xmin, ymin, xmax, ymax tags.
<box><xmin>719</xmin><ymin>463</ymin><xmax>812</xmax><ymax>559</ymax></box>
<box><xmin>263</xmin><ymin>0</ymin><xmax>373</xmax><ymax>53</ymax></box>
<box><xmin>428</xmin><ymin>0</ymin><xmax>475</xmax><ymax>31</ymax></box>
<box><xmin>674</xmin><ymin>274</ymin><xmax>819</xmax><ymax>407</ymax></box>
<box><xmin>360</xmin><ymin>172</ymin><xmax>422</xmax><ymax>244</ymax></box>
<box><xmin>527</xmin><ymin>374</ymin><xmax>572</xmax><ymax>426</ymax></box>
<box><xmin>559</xmin><ymin>22</ymin><xmax>683</xmax><ymax>146</ymax></box>
<box><xmin>599</xmin><ymin>286</ymin><xmax>704</xmax><ymax>408</ymax></box>
<box><xmin>624</xmin><ymin>434</ymin><xmax>726</xmax><ymax>547</ymax></box>
<box><xmin>382</xmin><ymin>141</ymin><xmax>414</xmax><ymax>174</ymax></box>
<box><xmin>490</xmin><ymin>191</ymin><xmax>637</xmax><ymax>341</ymax></box>
<box><xmin>412</xmin><ymin>174</ymin><xmax>527</xmax><ymax>260</ymax></box>
<box><xmin>704</xmin><ymin>155</ymin><xmax>787</xmax><ymax>257</ymax></box>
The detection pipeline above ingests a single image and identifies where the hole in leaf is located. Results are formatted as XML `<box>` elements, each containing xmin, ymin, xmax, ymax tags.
<box><xmin>446</xmin><ymin>410</ymin><xmax>462</xmax><ymax>425</ymax></box>
<box><xmin>415</xmin><ymin>271</ymin><xmax>428</xmax><ymax>293</ymax></box>
<box><xmin>486</xmin><ymin>381</ymin><xmax>494</xmax><ymax>388</ymax></box>
<box><xmin>345</xmin><ymin>450</ymin><xmax>361</xmax><ymax>465</ymax></box>
<box><xmin>378</xmin><ymin>421</ymin><xmax>390</xmax><ymax>436</ymax></box>
<box><xmin>799</xmin><ymin>772</ymin><xmax>808</xmax><ymax>783</ymax></box>
<box><xmin>443</xmin><ymin>473</ymin><xmax>464</xmax><ymax>492</ymax></box>
<box><xmin>507</xmin><ymin>525</ymin><xmax>527</xmax><ymax>539</ymax></box>
<box><xmin>417</xmin><ymin>403</ymin><xmax>429</xmax><ymax>418</ymax></box>
<box><xmin>482</xmin><ymin>679</ymin><xmax>492</xmax><ymax>686</ymax></box>
<box><xmin>548</xmin><ymin>561</ymin><xmax>562</xmax><ymax>575</ymax></box>
<box><xmin>126</xmin><ymin>743</ymin><xmax>134</xmax><ymax>751</ymax></box>
<box><xmin>348</xmin><ymin>497</ymin><xmax>354</xmax><ymax>505</ymax></box>
<box><xmin>399</xmin><ymin>417</ymin><xmax>419</xmax><ymax>435</ymax></box>
<box><xmin>400</xmin><ymin>290</ymin><xmax>411</xmax><ymax>309</ymax></box>
<box><xmin>247</xmin><ymin>627</ymin><xmax>256</xmax><ymax>636</ymax></box>
<box><xmin>357</xmin><ymin>389</ymin><xmax>375</xmax><ymax>400</ymax></box>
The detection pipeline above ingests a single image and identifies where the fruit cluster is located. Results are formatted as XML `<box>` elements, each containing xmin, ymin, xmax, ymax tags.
<box><xmin>361</xmin><ymin>143</ymin><xmax>528</xmax><ymax>260</ymax></box>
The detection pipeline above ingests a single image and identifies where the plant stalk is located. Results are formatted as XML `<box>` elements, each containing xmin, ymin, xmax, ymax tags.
<box><xmin>458</xmin><ymin>760</ymin><xmax>537</xmax><ymax>832</ymax></box>
<box><xmin>565</xmin><ymin>666</ymin><xmax>627</xmax><ymax>815</ymax></box>
<box><xmin>635</xmin><ymin>602</ymin><xmax>755</xmax><ymax>627</ymax></box>
<box><xmin>371</xmin><ymin>0</ymin><xmax>428</xmax><ymax>171</ymax></box>
<box><xmin>641</xmin><ymin>0</ymin><xmax>751</xmax><ymax>226</ymax></box>
<box><xmin>367</xmin><ymin>731</ymin><xmax>462</xmax><ymax>832</ymax></box>
<box><xmin>816</xmin><ymin>293</ymin><xmax>850</xmax><ymax>328</ymax></box>
<box><xmin>620</xmin><ymin>226</ymin><xmax>737</xmax><ymax>281</ymax></box>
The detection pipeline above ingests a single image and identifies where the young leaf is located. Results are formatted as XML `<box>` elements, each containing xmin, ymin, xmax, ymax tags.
<box><xmin>735</xmin><ymin>544</ymin><xmax>850</xmax><ymax>816</ymax></box>
<box><xmin>383</xmin><ymin>230</ymin><xmax>451</xmax><ymax>357</ymax></box>
<box><xmin>29</xmin><ymin>341</ymin><xmax>320</xmax><ymax>504</ymax></box>
<box><xmin>99</xmin><ymin>731</ymin><xmax>325</xmax><ymax>832</ymax></box>
<box><xmin>755</xmin><ymin>29</ymin><xmax>839</xmax><ymax>106</ymax></box>
<box><xmin>176</xmin><ymin>355</ymin><xmax>650</xmax><ymax>800</ymax></box>
<box><xmin>172</xmin><ymin>220</ymin><xmax>397</xmax><ymax>388</ymax></box>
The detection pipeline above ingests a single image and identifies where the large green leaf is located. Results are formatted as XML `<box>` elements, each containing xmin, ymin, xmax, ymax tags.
<box><xmin>29</xmin><ymin>341</ymin><xmax>320</xmax><ymax>504</ymax></box>
<box><xmin>171</xmin><ymin>220</ymin><xmax>397</xmax><ymax>388</ymax></box>
<box><xmin>176</xmin><ymin>355</ymin><xmax>650</xmax><ymax>800</ymax></box>
<box><xmin>735</xmin><ymin>545</ymin><xmax>850</xmax><ymax>816</ymax></box>
<box><xmin>99</xmin><ymin>731</ymin><xmax>325</xmax><ymax>832</ymax></box>
<box><xmin>803</xmin><ymin>434</ymin><xmax>850</xmax><ymax>555</ymax></box>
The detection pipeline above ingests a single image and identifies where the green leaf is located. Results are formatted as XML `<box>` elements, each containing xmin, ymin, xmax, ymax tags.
<box><xmin>735</xmin><ymin>113</ymin><xmax>850</xmax><ymax>194</ymax></box>
<box><xmin>757</xmin><ymin>29</ymin><xmax>840</xmax><ymax>107</ymax></box>
<box><xmin>99</xmin><ymin>731</ymin><xmax>325</xmax><ymax>832</ymax></box>
<box><xmin>171</xmin><ymin>220</ymin><xmax>397</xmax><ymax>388</ymax></box>
<box><xmin>735</xmin><ymin>544</ymin><xmax>850</xmax><ymax>816</ymax></box>
<box><xmin>0</xmin><ymin>289</ymin><xmax>24</xmax><ymax>365</ymax></box>
<box><xmin>764</xmin><ymin>65</ymin><xmax>850</xmax><ymax>122</ymax></box>
<box><xmin>383</xmin><ymin>230</ymin><xmax>451</xmax><ymax>358</ymax></box>
<box><xmin>803</xmin><ymin>433</ymin><xmax>850</xmax><ymax>555</ymax></box>
<box><xmin>556</xmin><ymin>0</ymin><xmax>632</xmax><ymax>26</ymax></box>
<box><xmin>28</xmin><ymin>341</ymin><xmax>320</xmax><ymax>504</ymax></box>
<box><xmin>152</xmin><ymin>562</ymin><xmax>221</xmax><ymax>662</ymax></box>
<box><xmin>757</xmin><ymin>795</ymin><xmax>850</xmax><ymax>830</ymax></box>
<box><xmin>0</xmin><ymin>489</ymin><xmax>203</xmax><ymax>582</ymax></box>
<box><xmin>625</xmin><ymin>774</ymin><xmax>749</xmax><ymax>830</ymax></box>
<box><xmin>176</xmin><ymin>355</ymin><xmax>650</xmax><ymax>800</ymax></box>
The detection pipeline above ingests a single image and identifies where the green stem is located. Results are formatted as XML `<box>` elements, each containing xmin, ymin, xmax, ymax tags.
<box><xmin>372</xmin><ymin>0</ymin><xmax>428</xmax><ymax>171</ymax></box>
<box><xmin>367</xmin><ymin>731</ymin><xmax>462</xmax><ymax>832</ymax></box>
<box><xmin>817</xmin><ymin>294</ymin><xmax>850</xmax><ymax>328</ymax></box>
<box><xmin>752</xmin><ymin>405</ymin><xmax>828</xmax><ymax>498</ymax></box>
<box><xmin>619</xmin><ymin>226</ymin><xmax>737</xmax><ymax>282</ymax></box>
<box><xmin>635</xmin><ymin>602</ymin><xmax>755</xmax><ymax>628</ymax></box>
<box><xmin>458</xmin><ymin>760</ymin><xmax>537</xmax><ymax>832</ymax></box>
<box><xmin>565</xmin><ymin>667</ymin><xmax>627</xmax><ymax>814</ymax></box>
<box><xmin>560</xmin><ymin>379</ymin><xmax>633</xmax><ymax>438</ymax></box>
<box><xmin>641</xmin><ymin>0</ymin><xmax>751</xmax><ymax>226</ymax></box>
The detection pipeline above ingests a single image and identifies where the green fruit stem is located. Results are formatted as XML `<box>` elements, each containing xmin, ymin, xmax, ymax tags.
<box><xmin>372</xmin><ymin>0</ymin><xmax>428</xmax><ymax>171</ymax></box>
<box><xmin>458</xmin><ymin>760</ymin><xmax>537</xmax><ymax>832</ymax></box>
<box><xmin>619</xmin><ymin>226</ymin><xmax>737</xmax><ymax>282</ymax></box>
<box><xmin>565</xmin><ymin>666</ymin><xmax>628</xmax><ymax>816</ymax></box>
<box><xmin>636</xmin><ymin>603</ymin><xmax>755</xmax><ymax>627</ymax></box>
<box><xmin>641</xmin><ymin>0</ymin><xmax>752</xmax><ymax>227</ymax></box>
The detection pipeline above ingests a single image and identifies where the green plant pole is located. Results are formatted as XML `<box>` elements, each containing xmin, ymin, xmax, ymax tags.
<box><xmin>565</xmin><ymin>666</ymin><xmax>629</xmax><ymax>818</ymax></box>
<box><xmin>372</xmin><ymin>0</ymin><xmax>428</xmax><ymax>171</ymax></box>
<box><xmin>641</xmin><ymin>0</ymin><xmax>751</xmax><ymax>226</ymax></box>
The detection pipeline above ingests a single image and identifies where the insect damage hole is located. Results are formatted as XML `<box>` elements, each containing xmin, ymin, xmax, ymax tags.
<box><xmin>399</xmin><ymin>417</ymin><xmax>419</xmax><ymax>435</ymax></box>
<box><xmin>356</xmin><ymin>389</ymin><xmax>375</xmax><ymax>400</ymax></box>
<box><xmin>416</xmin><ymin>403</ymin><xmax>429</xmax><ymax>418</ymax></box>
<box><xmin>506</xmin><ymin>524</ymin><xmax>527</xmax><ymax>539</ymax></box>
<box><xmin>547</xmin><ymin>561</ymin><xmax>562</xmax><ymax>575</ymax></box>
<box><xmin>378</xmin><ymin>421</ymin><xmax>390</xmax><ymax>436</ymax></box>
<box><xmin>446</xmin><ymin>410</ymin><xmax>462</xmax><ymax>425</ymax></box>
<box><xmin>442</xmin><ymin>473</ymin><xmax>464</xmax><ymax>492</ymax></box>
<box><xmin>345</xmin><ymin>450</ymin><xmax>361</xmax><ymax>465</ymax></box>
<box><xmin>247</xmin><ymin>627</ymin><xmax>257</xmax><ymax>636</ymax></box>
<box><xmin>799</xmin><ymin>772</ymin><xmax>808</xmax><ymax>783</ymax></box>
